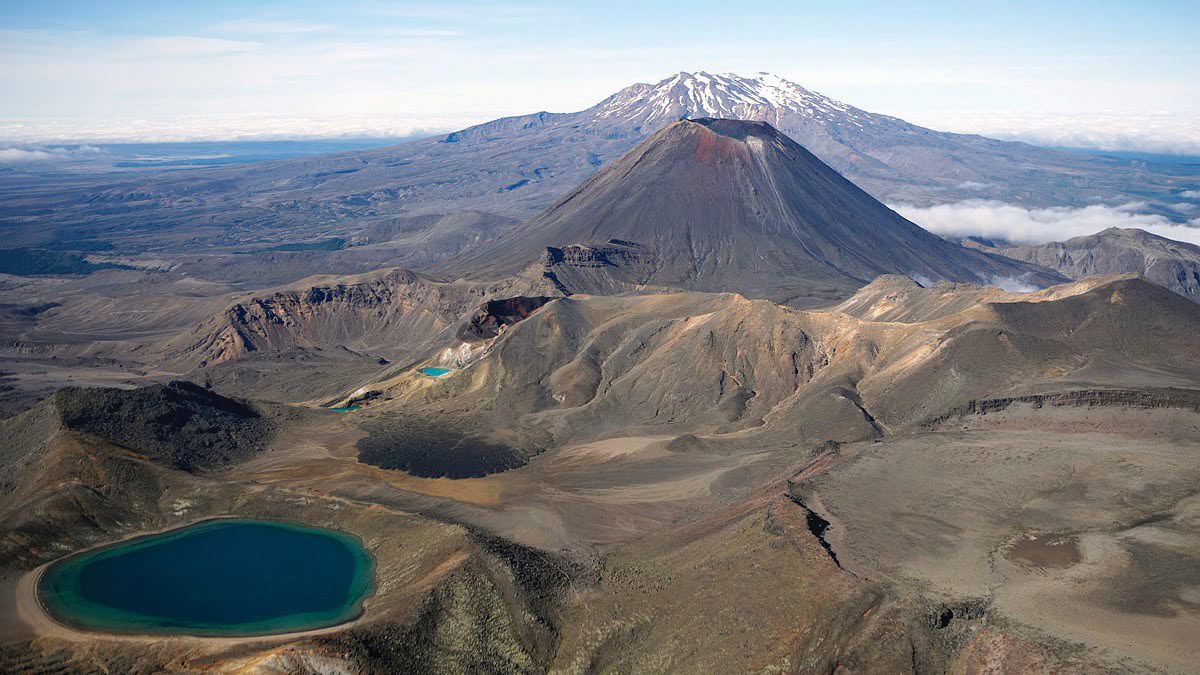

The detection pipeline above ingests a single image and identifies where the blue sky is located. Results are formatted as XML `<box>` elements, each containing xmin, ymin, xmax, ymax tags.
<box><xmin>1</xmin><ymin>1</ymin><xmax>1197</xmax><ymax>149</ymax></box>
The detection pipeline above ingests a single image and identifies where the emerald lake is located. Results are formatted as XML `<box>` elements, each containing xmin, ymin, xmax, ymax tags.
<box><xmin>38</xmin><ymin>519</ymin><xmax>374</xmax><ymax>637</ymax></box>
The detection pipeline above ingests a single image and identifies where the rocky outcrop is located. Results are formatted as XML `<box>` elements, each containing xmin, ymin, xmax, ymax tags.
<box><xmin>967</xmin><ymin>227</ymin><xmax>1200</xmax><ymax>302</ymax></box>
<box><xmin>458</xmin><ymin>296</ymin><xmax>556</xmax><ymax>342</ymax></box>
<box><xmin>51</xmin><ymin>380</ymin><xmax>278</xmax><ymax>472</ymax></box>
<box><xmin>918</xmin><ymin>387</ymin><xmax>1200</xmax><ymax>429</ymax></box>
<box><xmin>526</xmin><ymin>240</ymin><xmax>664</xmax><ymax>297</ymax></box>
<box><xmin>177</xmin><ymin>270</ymin><xmax>450</xmax><ymax>367</ymax></box>
<box><xmin>167</xmin><ymin>268</ymin><xmax>562</xmax><ymax>368</ymax></box>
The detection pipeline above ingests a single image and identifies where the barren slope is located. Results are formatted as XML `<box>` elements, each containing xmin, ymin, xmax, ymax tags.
<box><xmin>344</xmin><ymin>275</ymin><xmax>1199</xmax><ymax>481</ymax></box>
<box><xmin>966</xmin><ymin>227</ymin><xmax>1200</xmax><ymax>302</ymax></box>
<box><xmin>448</xmin><ymin>119</ymin><xmax>1062</xmax><ymax>306</ymax></box>
<box><xmin>5</xmin><ymin>273</ymin><xmax>1200</xmax><ymax>672</ymax></box>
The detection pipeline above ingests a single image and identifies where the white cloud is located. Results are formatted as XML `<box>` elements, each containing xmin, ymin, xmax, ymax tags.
<box><xmin>0</xmin><ymin>20</ymin><xmax>1192</xmax><ymax>153</ymax></box>
<box><xmin>0</xmin><ymin>145</ymin><xmax>104</xmax><ymax>162</ymax></box>
<box><xmin>365</xmin><ymin>4</ymin><xmax>543</xmax><ymax>23</ymax></box>
<box><xmin>0</xmin><ymin>148</ymin><xmax>53</xmax><ymax>162</ymax></box>
<box><xmin>0</xmin><ymin>115</ymin><xmax>470</xmax><ymax>144</ymax></box>
<box><xmin>130</xmin><ymin>36</ymin><xmax>259</xmax><ymax>57</ymax></box>
<box><xmin>374</xmin><ymin>28</ymin><xmax>464</xmax><ymax>37</ymax></box>
<box><xmin>1182</xmin><ymin>190</ymin><xmax>1200</xmax><ymax>199</ymax></box>
<box><xmin>986</xmin><ymin>274</ymin><xmax>1040</xmax><ymax>293</ymax></box>
<box><xmin>892</xmin><ymin>200</ymin><xmax>1200</xmax><ymax>247</ymax></box>
<box><xmin>911</xmin><ymin>271</ymin><xmax>1041</xmax><ymax>292</ymax></box>
<box><xmin>212</xmin><ymin>19</ymin><xmax>329</xmax><ymax>34</ymax></box>
<box><xmin>910</xmin><ymin>110</ymin><xmax>1200</xmax><ymax>156</ymax></box>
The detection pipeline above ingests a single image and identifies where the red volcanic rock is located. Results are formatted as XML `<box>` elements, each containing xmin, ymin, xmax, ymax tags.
<box><xmin>458</xmin><ymin>296</ymin><xmax>556</xmax><ymax>342</ymax></box>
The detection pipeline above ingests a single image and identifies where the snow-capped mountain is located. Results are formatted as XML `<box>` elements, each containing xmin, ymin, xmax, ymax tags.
<box><xmin>304</xmin><ymin>71</ymin><xmax>1190</xmax><ymax>225</ymax></box>
<box><xmin>592</xmin><ymin>71</ymin><xmax>875</xmax><ymax>129</ymax></box>
<box><xmin>435</xmin><ymin>70</ymin><xmax>1185</xmax><ymax>217</ymax></box>
<box><xmin>576</xmin><ymin>71</ymin><xmax>927</xmax><ymax>188</ymax></box>
<box><xmin>22</xmin><ymin>71</ymin><xmax>1194</xmax><ymax>273</ymax></box>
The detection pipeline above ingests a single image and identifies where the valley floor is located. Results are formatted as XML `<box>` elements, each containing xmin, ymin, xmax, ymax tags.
<box><xmin>5</xmin><ymin>398</ymin><xmax>1199</xmax><ymax>672</ymax></box>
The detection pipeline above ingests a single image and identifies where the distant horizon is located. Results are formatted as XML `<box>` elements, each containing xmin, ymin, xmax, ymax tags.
<box><xmin>7</xmin><ymin>121</ymin><xmax>1200</xmax><ymax>166</ymax></box>
<box><xmin>5</xmin><ymin>132</ymin><xmax>1200</xmax><ymax>187</ymax></box>
<box><xmin>2</xmin><ymin>1</ymin><xmax>1197</xmax><ymax>153</ymax></box>
<box><xmin>1</xmin><ymin>69</ymin><xmax>1198</xmax><ymax>156</ymax></box>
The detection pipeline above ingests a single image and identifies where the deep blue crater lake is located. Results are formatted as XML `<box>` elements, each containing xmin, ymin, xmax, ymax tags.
<box><xmin>38</xmin><ymin>519</ymin><xmax>374</xmax><ymax>636</ymax></box>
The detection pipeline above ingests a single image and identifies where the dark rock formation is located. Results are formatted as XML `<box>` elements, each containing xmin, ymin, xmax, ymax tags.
<box><xmin>919</xmin><ymin>387</ymin><xmax>1200</xmax><ymax>429</ymax></box>
<box><xmin>51</xmin><ymin>380</ymin><xmax>275</xmax><ymax>472</ymax></box>
<box><xmin>458</xmin><ymin>296</ymin><xmax>556</xmax><ymax>342</ymax></box>
<box><xmin>168</xmin><ymin>267</ymin><xmax>561</xmax><ymax>369</ymax></box>
<box><xmin>356</xmin><ymin>416</ymin><xmax>535</xmax><ymax>478</ymax></box>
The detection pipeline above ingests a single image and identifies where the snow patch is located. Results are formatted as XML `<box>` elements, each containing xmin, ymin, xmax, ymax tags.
<box><xmin>593</xmin><ymin>71</ymin><xmax>868</xmax><ymax>128</ymax></box>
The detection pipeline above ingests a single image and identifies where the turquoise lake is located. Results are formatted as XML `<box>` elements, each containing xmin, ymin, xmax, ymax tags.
<box><xmin>420</xmin><ymin>367</ymin><xmax>451</xmax><ymax>377</ymax></box>
<box><xmin>38</xmin><ymin>519</ymin><xmax>374</xmax><ymax>636</ymax></box>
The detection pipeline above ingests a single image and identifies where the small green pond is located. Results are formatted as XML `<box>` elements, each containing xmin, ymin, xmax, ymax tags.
<box><xmin>420</xmin><ymin>367</ymin><xmax>452</xmax><ymax>377</ymax></box>
<box><xmin>38</xmin><ymin>519</ymin><xmax>374</xmax><ymax>637</ymax></box>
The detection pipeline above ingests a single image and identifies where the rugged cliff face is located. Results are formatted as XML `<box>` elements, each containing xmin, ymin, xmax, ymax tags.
<box><xmin>166</xmin><ymin>268</ymin><xmax>562</xmax><ymax>369</ymax></box>
<box><xmin>965</xmin><ymin>227</ymin><xmax>1200</xmax><ymax>302</ymax></box>
<box><xmin>458</xmin><ymin>296</ymin><xmax>556</xmax><ymax>342</ymax></box>
<box><xmin>918</xmin><ymin>387</ymin><xmax>1200</xmax><ymax>429</ymax></box>
<box><xmin>525</xmin><ymin>240</ymin><xmax>665</xmax><ymax>297</ymax></box>
<box><xmin>173</xmin><ymin>270</ymin><xmax>460</xmax><ymax>367</ymax></box>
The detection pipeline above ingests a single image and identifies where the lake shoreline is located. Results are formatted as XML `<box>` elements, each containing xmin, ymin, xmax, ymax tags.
<box><xmin>15</xmin><ymin>515</ymin><xmax>375</xmax><ymax>645</ymax></box>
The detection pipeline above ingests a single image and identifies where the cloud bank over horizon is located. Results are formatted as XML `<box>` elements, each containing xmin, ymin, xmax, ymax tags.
<box><xmin>0</xmin><ymin>145</ymin><xmax>104</xmax><ymax>163</ymax></box>
<box><xmin>4</xmin><ymin>108</ymin><xmax>1199</xmax><ymax>154</ymax></box>
<box><xmin>909</xmin><ymin>111</ymin><xmax>1200</xmax><ymax>157</ymax></box>
<box><xmin>892</xmin><ymin>200</ymin><xmax>1200</xmax><ymax>247</ymax></box>
<box><xmin>1</xmin><ymin>3</ymin><xmax>1195</xmax><ymax>150</ymax></box>
<box><xmin>0</xmin><ymin>115</ymin><xmax>471</xmax><ymax>145</ymax></box>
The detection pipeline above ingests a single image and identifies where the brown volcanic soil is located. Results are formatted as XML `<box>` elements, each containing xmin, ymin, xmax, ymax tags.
<box><xmin>0</xmin><ymin>403</ymin><xmax>579</xmax><ymax>673</ymax></box>
<box><xmin>3</xmin><ymin>274</ymin><xmax>1200</xmax><ymax>672</ymax></box>
<box><xmin>791</xmin><ymin>403</ymin><xmax>1200</xmax><ymax>672</ymax></box>
<box><xmin>1007</xmin><ymin>534</ymin><xmax>1082</xmax><ymax>569</ymax></box>
<box><xmin>346</xmin><ymin>275</ymin><xmax>1200</xmax><ymax>459</ymax></box>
